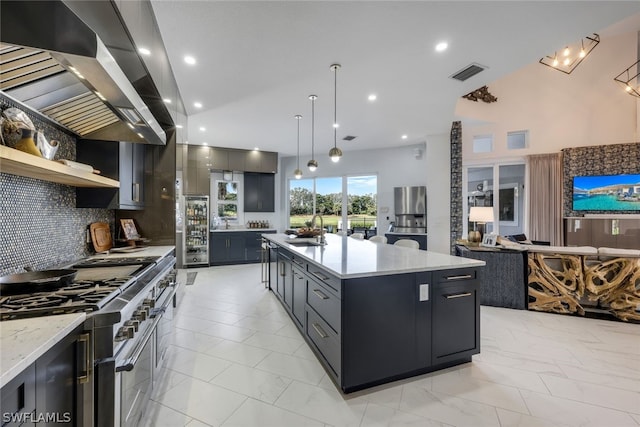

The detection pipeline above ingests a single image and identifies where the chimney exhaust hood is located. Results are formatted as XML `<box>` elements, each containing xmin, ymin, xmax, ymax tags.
<box><xmin>0</xmin><ymin>1</ymin><xmax>166</xmax><ymax>145</ymax></box>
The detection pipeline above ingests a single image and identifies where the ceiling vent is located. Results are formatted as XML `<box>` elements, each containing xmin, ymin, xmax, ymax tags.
<box><xmin>342</xmin><ymin>135</ymin><xmax>356</xmax><ymax>141</ymax></box>
<box><xmin>450</xmin><ymin>63</ymin><xmax>486</xmax><ymax>82</ymax></box>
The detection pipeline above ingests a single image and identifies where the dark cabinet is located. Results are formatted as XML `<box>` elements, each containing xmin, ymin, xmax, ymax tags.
<box><xmin>279</xmin><ymin>251</ymin><xmax>293</xmax><ymax>309</ymax></box>
<box><xmin>77</xmin><ymin>140</ymin><xmax>145</xmax><ymax>209</ymax></box>
<box><xmin>244</xmin><ymin>173</ymin><xmax>274</xmax><ymax>212</ymax></box>
<box><xmin>291</xmin><ymin>264</ymin><xmax>306</xmax><ymax>328</ymax></box>
<box><xmin>210</xmin><ymin>233</ymin><xmax>245</xmax><ymax>264</ymax></box>
<box><xmin>210</xmin><ymin>231</ymin><xmax>275</xmax><ymax>265</ymax></box>
<box><xmin>1</xmin><ymin>363</ymin><xmax>36</xmax><ymax>426</ymax></box>
<box><xmin>431</xmin><ymin>268</ymin><xmax>480</xmax><ymax>365</ymax></box>
<box><xmin>1</xmin><ymin>324</ymin><xmax>91</xmax><ymax>426</ymax></box>
<box><xmin>185</xmin><ymin>146</ymin><xmax>211</xmax><ymax>195</ymax></box>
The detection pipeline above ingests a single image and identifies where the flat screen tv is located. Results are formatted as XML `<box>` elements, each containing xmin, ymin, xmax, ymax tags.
<box><xmin>573</xmin><ymin>174</ymin><xmax>640</xmax><ymax>211</ymax></box>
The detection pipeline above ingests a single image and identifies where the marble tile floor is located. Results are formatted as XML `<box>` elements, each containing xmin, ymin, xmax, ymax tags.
<box><xmin>142</xmin><ymin>264</ymin><xmax>640</xmax><ymax>427</ymax></box>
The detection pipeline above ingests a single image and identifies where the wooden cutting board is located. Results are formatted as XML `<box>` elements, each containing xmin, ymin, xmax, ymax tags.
<box><xmin>89</xmin><ymin>222</ymin><xmax>113</xmax><ymax>253</ymax></box>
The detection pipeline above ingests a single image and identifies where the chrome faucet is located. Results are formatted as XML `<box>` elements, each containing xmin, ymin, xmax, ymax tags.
<box><xmin>310</xmin><ymin>214</ymin><xmax>326</xmax><ymax>245</ymax></box>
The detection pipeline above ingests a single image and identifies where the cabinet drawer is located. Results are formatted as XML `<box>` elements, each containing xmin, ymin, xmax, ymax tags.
<box><xmin>433</xmin><ymin>268</ymin><xmax>478</xmax><ymax>284</ymax></box>
<box><xmin>306</xmin><ymin>278</ymin><xmax>341</xmax><ymax>333</ymax></box>
<box><xmin>306</xmin><ymin>308</ymin><xmax>341</xmax><ymax>377</ymax></box>
<box><xmin>306</xmin><ymin>266</ymin><xmax>341</xmax><ymax>296</ymax></box>
<box><xmin>290</xmin><ymin>255</ymin><xmax>306</xmax><ymax>270</ymax></box>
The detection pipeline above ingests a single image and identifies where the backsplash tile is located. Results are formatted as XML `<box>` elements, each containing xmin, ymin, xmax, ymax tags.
<box><xmin>1</xmin><ymin>96</ymin><xmax>113</xmax><ymax>275</ymax></box>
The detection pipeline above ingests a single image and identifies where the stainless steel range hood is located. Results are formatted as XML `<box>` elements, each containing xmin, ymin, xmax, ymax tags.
<box><xmin>0</xmin><ymin>1</ymin><xmax>166</xmax><ymax>145</ymax></box>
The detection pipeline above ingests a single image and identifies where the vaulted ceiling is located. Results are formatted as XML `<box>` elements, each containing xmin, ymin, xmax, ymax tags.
<box><xmin>151</xmin><ymin>1</ymin><xmax>640</xmax><ymax>156</ymax></box>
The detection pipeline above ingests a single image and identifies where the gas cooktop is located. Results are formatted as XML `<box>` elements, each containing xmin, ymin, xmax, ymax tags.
<box><xmin>0</xmin><ymin>277</ymin><xmax>133</xmax><ymax>320</ymax></box>
<box><xmin>72</xmin><ymin>256</ymin><xmax>159</xmax><ymax>268</ymax></box>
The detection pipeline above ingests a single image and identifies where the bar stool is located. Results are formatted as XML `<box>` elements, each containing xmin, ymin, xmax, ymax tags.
<box><xmin>350</xmin><ymin>233</ymin><xmax>365</xmax><ymax>240</ymax></box>
<box><xmin>369</xmin><ymin>235</ymin><xmax>387</xmax><ymax>244</ymax></box>
<box><xmin>394</xmin><ymin>239</ymin><xmax>419</xmax><ymax>249</ymax></box>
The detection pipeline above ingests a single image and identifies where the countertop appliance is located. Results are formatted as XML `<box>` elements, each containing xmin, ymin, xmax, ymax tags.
<box><xmin>0</xmin><ymin>250</ymin><xmax>179</xmax><ymax>427</ymax></box>
<box><xmin>394</xmin><ymin>186</ymin><xmax>427</xmax><ymax>234</ymax></box>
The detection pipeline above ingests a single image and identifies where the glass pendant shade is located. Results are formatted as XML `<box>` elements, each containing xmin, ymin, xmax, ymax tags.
<box><xmin>294</xmin><ymin>168</ymin><xmax>302</xmax><ymax>179</ymax></box>
<box><xmin>329</xmin><ymin>147</ymin><xmax>342</xmax><ymax>162</ymax></box>
<box><xmin>307</xmin><ymin>159</ymin><xmax>318</xmax><ymax>171</ymax></box>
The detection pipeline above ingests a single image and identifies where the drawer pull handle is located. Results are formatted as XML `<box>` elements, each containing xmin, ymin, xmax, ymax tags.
<box><xmin>311</xmin><ymin>271</ymin><xmax>330</xmax><ymax>282</ymax></box>
<box><xmin>77</xmin><ymin>332</ymin><xmax>91</xmax><ymax>384</ymax></box>
<box><xmin>445</xmin><ymin>292</ymin><xmax>472</xmax><ymax>299</ymax></box>
<box><xmin>445</xmin><ymin>274</ymin><xmax>472</xmax><ymax>280</ymax></box>
<box><xmin>312</xmin><ymin>322</ymin><xmax>329</xmax><ymax>339</ymax></box>
<box><xmin>312</xmin><ymin>289</ymin><xmax>329</xmax><ymax>300</ymax></box>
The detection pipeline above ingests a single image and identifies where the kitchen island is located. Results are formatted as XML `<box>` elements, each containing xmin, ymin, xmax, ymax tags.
<box><xmin>264</xmin><ymin>233</ymin><xmax>485</xmax><ymax>393</ymax></box>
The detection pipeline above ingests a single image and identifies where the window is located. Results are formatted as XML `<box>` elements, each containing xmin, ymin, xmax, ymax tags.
<box><xmin>216</xmin><ymin>180</ymin><xmax>238</xmax><ymax>220</ymax></box>
<box><xmin>289</xmin><ymin>179</ymin><xmax>314</xmax><ymax>228</ymax></box>
<box><xmin>464</xmin><ymin>163</ymin><xmax>525</xmax><ymax>236</ymax></box>
<box><xmin>507</xmin><ymin>130</ymin><xmax>528</xmax><ymax>150</ymax></box>
<box><xmin>473</xmin><ymin>135</ymin><xmax>493</xmax><ymax>153</ymax></box>
<box><xmin>288</xmin><ymin>175</ymin><xmax>377</xmax><ymax>234</ymax></box>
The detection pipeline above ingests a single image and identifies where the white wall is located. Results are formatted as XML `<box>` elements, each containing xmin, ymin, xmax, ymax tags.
<box><xmin>456</xmin><ymin>30</ymin><xmax>638</xmax><ymax>160</ymax></box>
<box><xmin>278</xmin><ymin>138</ymin><xmax>453</xmax><ymax>254</ymax></box>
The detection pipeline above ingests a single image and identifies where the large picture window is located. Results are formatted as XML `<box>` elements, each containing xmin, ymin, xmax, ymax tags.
<box><xmin>288</xmin><ymin>175</ymin><xmax>377</xmax><ymax>235</ymax></box>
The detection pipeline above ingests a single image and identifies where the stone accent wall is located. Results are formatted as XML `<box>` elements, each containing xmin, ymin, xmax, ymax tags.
<box><xmin>450</xmin><ymin>121</ymin><xmax>463</xmax><ymax>255</ymax></box>
<box><xmin>562</xmin><ymin>142</ymin><xmax>640</xmax><ymax>217</ymax></box>
<box><xmin>1</xmin><ymin>95</ymin><xmax>113</xmax><ymax>275</ymax></box>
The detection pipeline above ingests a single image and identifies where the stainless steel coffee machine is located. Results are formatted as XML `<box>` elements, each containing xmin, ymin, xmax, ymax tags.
<box><xmin>394</xmin><ymin>186</ymin><xmax>426</xmax><ymax>233</ymax></box>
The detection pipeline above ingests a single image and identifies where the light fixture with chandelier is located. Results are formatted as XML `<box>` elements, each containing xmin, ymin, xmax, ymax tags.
<box><xmin>294</xmin><ymin>114</ymin><xmax>303</xmax><ymax>179</ymax></box>
<box><xmin>328</xmin><ymin>63</ymin><xmax>343</xmax><ymax>163</ymax></box>
<box><xmin>539</xmin><ymin>33</ymin><xmax>599</xmax><ymax>74</ymax></box>
<box><xmin>614</xmin><ymin>60</ymin><xmax>640</xmax><ymax>98</ymax></box>
<box><xmin>307</xmin><ymin>95</ymin><xmax>318</xmax><ymax>172</ymax></box>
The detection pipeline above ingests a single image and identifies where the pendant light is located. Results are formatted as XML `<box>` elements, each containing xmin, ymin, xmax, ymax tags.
<box><xmin>328</xmin><ymin>63</ymin><xmax>343</xmax><ymax>162</ymax></box>
<box><xmin>307</xmin><ymin>94</ymin><xmax>318</xmax><ymax>171</ymax></box>
<box><xmin>294</xmin><ymin>114</ymin><xmax>303</xmax><ymax>179</ymax></box>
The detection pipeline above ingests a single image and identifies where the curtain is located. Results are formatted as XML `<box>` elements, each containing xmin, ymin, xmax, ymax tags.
<box><xmin>528</xmin><ymin>152</ymin><xmax>563</xmax><ymax>245</ymax></box>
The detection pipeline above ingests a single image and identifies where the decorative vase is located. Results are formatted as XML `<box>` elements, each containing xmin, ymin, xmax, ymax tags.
<box><xmin>14</xmin><ymin>128</ymin><xmax>42</xmax><ymax>157</ymax></box>
<box><xmin>468</xmin><ymin>230</ymin><xmax>481</xmax><ymax>243</ymax></box>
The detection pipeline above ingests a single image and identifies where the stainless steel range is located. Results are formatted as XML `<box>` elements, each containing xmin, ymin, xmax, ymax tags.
<box><xmin>0</xmin><ymin>250</ymin><xmax>179</xmax><ymax>427</ymax></box>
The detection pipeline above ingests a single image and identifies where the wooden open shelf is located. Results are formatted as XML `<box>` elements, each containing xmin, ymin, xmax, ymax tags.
<box><xmin>0</xmin><ymin>145</ymin><xmax>119</xmax><ymax>188</ymax></box>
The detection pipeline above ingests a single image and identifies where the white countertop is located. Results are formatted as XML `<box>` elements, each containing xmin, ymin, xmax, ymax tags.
<box><xmin>264</xmin><ymin>233</ymin><xmax>484</xmax><ymax>279</ymax></box>
<box><xmin>0</xmin><ymin>313</ymin><xmax>86</xmax><ymax>388</ymax></box>
<box><xmin>211</xmin><ymin>228</ymin><xmax>277</xmax><ymax>233</ymax></box>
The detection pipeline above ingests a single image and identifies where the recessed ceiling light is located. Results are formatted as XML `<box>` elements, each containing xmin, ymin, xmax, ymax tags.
<box><xmin>176</xmin><ymin>124</ymin><xmax>183</xmax><ymax>129</ymax></box>
<box><xmin>401</xmin><ymin>134</ymin><xmax>408</xmax><ymax>140</ymax></box>
<box><xmin>202</xmin><ymin>142</ymin><xmax>208</xmax><ymax>146</ymax></box>
<box><xmin>138</xmin><ymin>47</ymin><xmax>151</xmax><ymax>56</ymax></box>
<box><xmin>435</xmin><ymin>42</ymin><xmax>448</xmax><ymax>52</ymax></box>
<box><xmin>184</xmin><ymin>55</ymin><xmax>196</xmax><ymax>65</ymax></box>
<box><xmin>254</xmin><ymin>147</ymin><xmax>260</xmax><ymax>151</ymax></box>
<box><xmin>163</xmin><ymin>98</ymin><xmax>171</xmax><ymax>103</ymax></box>
<box><xmin>368</xmin><ymin>94</ymin><xmax>377</xmax><ymax>101</ymax></box>
<box><xmin>199</xmin><ymin>126</ymin><xmax>206</xmax><ymax>132</ymax></box>
<box><xmin>194</xmin><ymin>102</ymin><xmax>202</xmax><ymax>108</ymax></box>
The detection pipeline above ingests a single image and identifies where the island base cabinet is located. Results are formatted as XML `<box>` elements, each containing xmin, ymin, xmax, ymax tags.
<box><xmin>306</xmin><ymin>308</ymin><xmax>341</xmax><ymax>379</ymax></box>
<box><xmin>432</xmin><ymin>269</ymin><xmax>480</xmax><ymax>365</ymax></box>
<box><xmin>1</xmin><ymin>363</ymin><xmax>36</xmax><ymax>426</ymax></box>
<box><xmin>342</xmin><ymin>274</ymin><xmax>431</xmax><ymax>391</ymax></box>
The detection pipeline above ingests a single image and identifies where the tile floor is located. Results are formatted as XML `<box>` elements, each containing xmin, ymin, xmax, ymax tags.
<box><xmin>142</xmin><ymin>264</ymin><xmax>640</xmax><ymax>427</ymax></box>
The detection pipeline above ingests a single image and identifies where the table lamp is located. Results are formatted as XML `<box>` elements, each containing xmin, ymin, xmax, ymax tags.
<box><xmin>469</xmin><ymin>206</ymin><xmax>494</xmax><ymax>242</ymax></box>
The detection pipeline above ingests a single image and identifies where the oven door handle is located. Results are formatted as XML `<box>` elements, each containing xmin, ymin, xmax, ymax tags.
<box><xmin>116</xmin><ymin>286</ymin><xmax>176</xmax><ymax>372</ymax></box>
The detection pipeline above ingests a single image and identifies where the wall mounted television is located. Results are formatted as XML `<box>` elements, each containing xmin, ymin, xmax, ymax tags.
<box><xmin>573</xmin><ymin>174</ymin><xmax>640</xmax><ymax>211</ymax></box>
